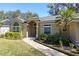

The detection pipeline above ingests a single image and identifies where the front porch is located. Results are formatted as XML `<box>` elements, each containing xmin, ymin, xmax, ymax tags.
<box><xmin>23</xmin><ymin>20</ymin><xmax>39</xmax><ymax>38</ymax></box>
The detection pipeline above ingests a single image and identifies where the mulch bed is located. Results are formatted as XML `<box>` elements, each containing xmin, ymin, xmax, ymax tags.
<box><xmin>34</xmin><ymin>40</ymin><xmax>79</xmax><ymax>56</ymax></box>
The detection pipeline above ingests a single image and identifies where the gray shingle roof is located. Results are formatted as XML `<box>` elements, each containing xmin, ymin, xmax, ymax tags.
<box><xmin>0</xmin><ymin>17</ymin><xmax>26</xmax><ymax>26</ymax></box>
<box><xmin>1</xmin><ymin>13</ymin><xmax>79</xmax><ymax>26</ymax></box>
<box><xmin>1</xmin><ymin>19</ymin><xmax>11</xmax><ymax>26</ymax></box>
<box><xmin>39</xmin><ymin>15</ymin><xmax>61</xmax><ymax>21</ymax></box>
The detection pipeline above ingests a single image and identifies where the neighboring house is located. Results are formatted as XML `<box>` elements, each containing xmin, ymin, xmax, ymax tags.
<box><xmin>0</xmin><ymin>13</ymin><xmax>79</xmax><ymax>43</ymax></box>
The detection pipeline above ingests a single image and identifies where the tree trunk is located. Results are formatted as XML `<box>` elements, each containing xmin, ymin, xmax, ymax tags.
<box><xmin>59</xmin><ymin>40</ymin><xmax>64</xmax><ymax>49</ymax></box>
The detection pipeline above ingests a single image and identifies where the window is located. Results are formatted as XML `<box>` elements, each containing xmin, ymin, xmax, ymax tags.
<box><xmin>13</xmin><ymin>22</ymin><xmax>20</xmax><ymax>32</ymax></box>
<box><xmin>43</xmin><ymin>25</ymin><xmax>51</xmax><ymax>35</ymax></box>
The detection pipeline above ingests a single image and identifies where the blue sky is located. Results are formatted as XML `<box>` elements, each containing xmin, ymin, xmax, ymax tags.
<box><xmin>0</xmin><ymin>3</ymin><xmax>49</xmax><ymax>17</ymax></box>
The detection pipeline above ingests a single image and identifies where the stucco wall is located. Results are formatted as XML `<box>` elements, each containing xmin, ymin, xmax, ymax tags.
<box><xmin>22</xmin><ymin>23</ymin><xmax>27</xmax><ymax>37</ymax></box>
<box><xmin>69</xmin><ymin>22</ymin><xmax>77</xmax><ymax>41</ymax></box>
<box><xmin>74</xmin><ymin>22</ymin><xmax>79</xmax><ymax>41</ymax></box>
<box><xmin>69</xmin><ymin>22</ymin><xmax>79</xmax><ymax>42</ymax></box>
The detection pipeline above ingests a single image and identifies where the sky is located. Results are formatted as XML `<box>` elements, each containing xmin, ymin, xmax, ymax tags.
<box><xmin>0</xmin><ymin>3</ymin><xmax>49</xmax><ymax>17</ymax></box>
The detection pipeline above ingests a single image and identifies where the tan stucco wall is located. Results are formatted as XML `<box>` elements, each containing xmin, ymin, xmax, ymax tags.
<box><xmin>75</xmin><ymin>23</ymin><xmax>79</xmax><ymax>41</ymax></box>
<box><xmin>69</xmin><ymin>22</ymin><xmax>77</xmax><ymax>41</ymax></box>
<box><xmin>22</xmin><ymin>23</ymin><xmax>27</xmax><ymax>37</ymax></box>
<box><xmin>69</xmin><ymin>22</ymin><xmax>79</xmax><ymax>41</ymax></box>
<box><xmin>74</xmin><ymin>22</ymin><xmax>79</xmax><ymax>41</ymax></box>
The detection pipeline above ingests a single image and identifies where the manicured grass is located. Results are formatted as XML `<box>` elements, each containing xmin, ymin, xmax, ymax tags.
<box><xmin>0</xmin><ymin>39</ymin><xmax>45</xmax><ymax>56</ymax></box>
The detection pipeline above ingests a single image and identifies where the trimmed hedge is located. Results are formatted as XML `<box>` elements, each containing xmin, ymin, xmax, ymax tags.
<box><xmin>5</xmin><ymin>32</ymin><xmax>22</xmax><ymax>40</ymax></box>
<box><xmin>39</xmin><ymin>33</ymin><xmax>71</xmax><ymax>46</ymax></box>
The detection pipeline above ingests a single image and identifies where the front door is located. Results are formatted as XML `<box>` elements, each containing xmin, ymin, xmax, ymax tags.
<box><xmin>28</xmin><ymin>21</ymin><xmax>36</xmax><ymax>37</ymax></box>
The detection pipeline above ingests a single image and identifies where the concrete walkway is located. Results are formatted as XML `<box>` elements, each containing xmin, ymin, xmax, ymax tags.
<box><xmin>23</xmin><ymin>38</ymin><xmax>68</xmax><ymax>56</ymax></box>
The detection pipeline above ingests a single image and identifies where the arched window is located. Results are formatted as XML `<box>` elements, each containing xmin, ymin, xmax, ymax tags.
<box><xmin>14</xmin><ymin>22</ymin><xmax>19</xmax><ymax>26</ymax></box>
<box><xmin>13</xmin><ymin>22</ymin><xmax>20</xmax><ymax>32</ymax></box>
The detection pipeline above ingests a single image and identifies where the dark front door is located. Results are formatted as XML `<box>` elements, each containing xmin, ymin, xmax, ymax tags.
<box><xmin>28</xmin><ymin>21</ymin><xmax>36</xmax><ymax>37</ymax></box>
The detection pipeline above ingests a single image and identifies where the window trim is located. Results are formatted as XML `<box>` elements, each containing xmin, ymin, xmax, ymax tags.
<box><xmin>12</xmin><ymin>22</ymin><xmax>20</xmax><ymax>32</ymax></box>
<box><xmin>43</xmin><ymin>25</ymin><xmax>51</xmax><ymax>35</ymax></box>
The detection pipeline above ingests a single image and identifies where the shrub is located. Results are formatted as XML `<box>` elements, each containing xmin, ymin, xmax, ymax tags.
<box><xmin>5</xmin><ymin>32</ymin><xmax>22</xmax><ymax>40</ymax></box>
<box><xmin>59</xmin><ymin>40</ymin><xmax>64</xmax><ymax>49</ymax></box>
<box><xmin>39</xmin><ymin>34</ymin><xmax>48</xmax><ymax>42</ymax></box>
<box><xmin>39</xmin><ymin>33</ymin><xmax>71</xmax><ymax>46</ymax></box>
<box><xmin>46</xmin><ymin>35</ymin><xmax>54</xmax><ymax>44</ymax></box>
<box><xmin>45</xmin><ymin>33</ymin><xmax>61</xmax><ymax>45</ymax></box>
<box><xmin>50</xmin><ymin>33</ymin><xmax>71</xmax><ymax>46</ymax></box>
<box><xmin>60</xmin><ymin>39</ymin><xmax>70</xmax><ymax>46</ymax></box>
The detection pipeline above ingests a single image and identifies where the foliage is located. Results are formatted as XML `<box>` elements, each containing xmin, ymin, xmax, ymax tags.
<box><xmin>69</xmin><ymin>43</ymin><xmax>74</xmax><ymax>49</ymax></box>
<box><xmin>55</xmin><ymin>8</ymin><xmax>76</xmax><ymax>46</ymax></box>
<box><xmin>39</xmin><ymin>33</ymin><xmax>71</xmax><ymax>46</ymax></box>
<box><xmin>45</xmin><ymin>34</ymin><xmax>60</xmax><ymax>44</ymax></box>
<box><xmin>5</xmin><ymin>32</ymin><xmax>22</xmax><ymax>40</ymax></box>
<box><xmin>26</xmin><ymin>11</ymin><xmax>39</xmax><ymax>19</ymax></box>
<box><xmin>48</xmin><ymin>3</ymin><xmax>78</xmax><ymax>15</ymax></box>
<box><xmin>46</xmin><ymin>34</ymin><xmax>55</xmax><ymax>44</ymax></box>
<box><xmin>56</xmin><ymin>8</ymin><xmax>75</xmax><ymax>32</ymax></box>
<box><xmin>12</xmin><ymin>10</ymin><xmax>21</xmax><ymax>18</ymax></box>
<box><xmin>39</xmin><ymin>34</ymin><xmax>48</xmax><ymax>42</ymax></box>
<box><xmin>59</xmin><ymin>40</ymin><xmax>64</xmax><ymax>49</ymax></box>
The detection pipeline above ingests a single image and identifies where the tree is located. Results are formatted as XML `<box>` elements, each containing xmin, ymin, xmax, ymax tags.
<box><xmin>48</xmin><ymin>5</ymin><xmax>76</xmax><ymax>48</ymax></box>
<box><xmin>48</xmin><ymin>3</ymin><xmax>78</xmax><ymax>15</ymax></box>
<box><xmin>12</xmin><ymin>10</ymin><xmax>21</xmax><ymax>18</ymax></box>
<box><xmin>57</xmin><ymin>8</ymin><xmax>75</xmax><ymax>32</ymax></box>
<box><xmin>26</xmin><ymin>11</ymin><xmax>39</xmax><ymax>19</ymax></box>
<box><xmin>5</xmin><ymin>10</ymin><xmax>21</xmax><ymax>19</ymax></box>
<box><xmin>56</xmin><ymin>8</ymin><xmax>76</xmax><ymax>48</ymax></box>
<box><xmin>0</xmin><ymin>11</ymin><xmax>5</xmax><ymax>20</ymax></box>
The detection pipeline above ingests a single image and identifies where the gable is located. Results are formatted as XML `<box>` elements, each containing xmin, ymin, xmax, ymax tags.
<box><xmin>1</xmin><ymin>17</ymin><xmax>26</xmax><ymax>26</ymax></box>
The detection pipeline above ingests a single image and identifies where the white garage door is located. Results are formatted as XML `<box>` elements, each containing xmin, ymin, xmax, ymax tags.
<box><xmin>0</xmin><ymin>26</ymin><xmax>10</xmax><ymax>35</ymax></box>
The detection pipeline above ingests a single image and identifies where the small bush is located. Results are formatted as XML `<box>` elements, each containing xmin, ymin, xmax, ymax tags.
<box><xmin>61</xmin><ymin>39</ymin><xmax>70</xmax><ymax>46</ymax></box>
<box><xmin>5</xmin><ymin>32</ymin><xmax>22</xmax><ymax>40</ymax></box>
<box><xmin>39</xmin><ymin>33</ymin><xmax>71</xmax><ymax>46</ymax></box>
<box><xmin>39</xmin><ymin>34</ymin><xmax>48</xmax><ymax>42</ymax></box>
<box><xmin>45</xmin><ymin>33</ymin><xmax>61</xmax><ymax>45</ymax></box>
<box><xmin>46</xmin><ymin>35</ymin><xmax>54</xmax><ymax>44</ymax></box>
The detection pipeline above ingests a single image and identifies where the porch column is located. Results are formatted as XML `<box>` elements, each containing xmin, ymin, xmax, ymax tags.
<box><xmin>26</xmin><ymin>24</ymin><xmax>28</xmax><ymax>37</ymax></box>
<box><xmin>36</xmin><ymin>23</ymin><xmax>39</xmax><ymax>38</ymax></box>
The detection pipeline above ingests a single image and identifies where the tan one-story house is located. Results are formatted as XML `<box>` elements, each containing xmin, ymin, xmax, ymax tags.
<box><xmin>1</xmin><ymin>13</ymin><xmax>79</xmax><ymax>43</ymax></box>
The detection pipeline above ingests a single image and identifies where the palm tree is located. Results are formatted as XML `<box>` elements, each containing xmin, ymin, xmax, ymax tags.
<box><xmin>56</xmin><ymin>8</ymin><xmax>75</xmax><ymax>34</ymax></box>
<box><xmin>56</xmin><ymin>8</ymin><xmax>76</xmax><ymax>49</ymax></box>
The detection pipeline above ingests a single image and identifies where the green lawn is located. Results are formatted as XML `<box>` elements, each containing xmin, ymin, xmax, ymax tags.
<box><xmin>0</xmin><ymin>39</ymin><xmax>44</xmax><ymax>56</ymax></box>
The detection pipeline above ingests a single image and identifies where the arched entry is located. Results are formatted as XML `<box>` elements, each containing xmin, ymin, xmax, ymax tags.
<box><xmin>28</xmin><ymin>21</ymin><xmax>36</xmax><ymax>37</ymax></box>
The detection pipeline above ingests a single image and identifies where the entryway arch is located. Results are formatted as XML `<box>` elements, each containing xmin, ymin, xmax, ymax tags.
<box><xmin>28</xmin><ymin>21</ymin><xmax>36</xmax><ymax>37</ymax></box>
